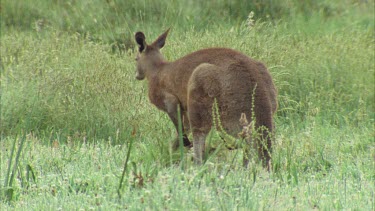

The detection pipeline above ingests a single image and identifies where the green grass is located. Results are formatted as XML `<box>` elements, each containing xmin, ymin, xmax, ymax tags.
<box><xmin>1</xmin><ymin>0</ymin><xmax>374</xmax><ymax>209</ymax></box>
<box><xmin>0</xmin><ymin>124</ymin><xmax>373</xmax><ymax>209</ymax></box>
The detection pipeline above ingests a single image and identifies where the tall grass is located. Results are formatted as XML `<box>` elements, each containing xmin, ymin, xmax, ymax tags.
<box><xmin>2</xmin><ymin>0</ymin><xmax>369</xmax><ymax>46</ymax></box>
<box><xmin>1</xmin><ymin>32</ymin><xmax>140</xmax><ymax>141</ymax></box>
<box><xmin>1</xmin><ymin>17</ymin><xmax>373</xmax><ymax>141</ymax></box>
<box><xmin>0</xmin><ymin>0</ymin><xmax>374</xmax><ymax>209</ymax></box>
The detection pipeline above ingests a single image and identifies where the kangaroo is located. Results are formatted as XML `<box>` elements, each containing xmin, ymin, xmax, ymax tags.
<box><xmin>134</xmin><ymin>29</ymin><xmax>277</xmax><ymax>168</ymax></box>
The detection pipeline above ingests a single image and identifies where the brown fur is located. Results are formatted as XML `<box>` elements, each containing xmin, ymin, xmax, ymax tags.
<box><xmin>135</xmin><ymin>29</ymin><xmax>277</xmax><ymax>168</ymax></box>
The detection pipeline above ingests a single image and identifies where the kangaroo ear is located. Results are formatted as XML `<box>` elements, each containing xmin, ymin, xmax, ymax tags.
<box><xmin>152</xmin><ymin>28</ymin><xmax>170</xmax><ymax>49</ymax></box>
<box><xmin>135</xmin><ymin>32</ymin><xmax>146</xmax><ymax>52</ymax></box>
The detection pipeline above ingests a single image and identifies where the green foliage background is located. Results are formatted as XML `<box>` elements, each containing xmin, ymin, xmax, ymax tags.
<box><xmin>0</xmin><ymin>0</ymin><xmax>374</xmax><ymax>210</ymax></box>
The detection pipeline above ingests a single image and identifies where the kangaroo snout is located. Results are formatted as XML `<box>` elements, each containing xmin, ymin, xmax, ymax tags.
<box><xmin>135</xmin><ymin>73</ymin><xmax>144</xmax><ymax>80</ymax></box>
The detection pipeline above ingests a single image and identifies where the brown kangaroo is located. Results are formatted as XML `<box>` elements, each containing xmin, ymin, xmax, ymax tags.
<box><xmin>134</xmin><ymin>29</ymin><xmax>277</xmax><ymax>168</ymax></box>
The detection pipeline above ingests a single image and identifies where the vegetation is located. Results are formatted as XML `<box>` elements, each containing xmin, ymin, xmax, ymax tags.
<box><xmin>1</xmin><ymin>0</ymin><xmax>374</xmax><ymax>210</ymax></box>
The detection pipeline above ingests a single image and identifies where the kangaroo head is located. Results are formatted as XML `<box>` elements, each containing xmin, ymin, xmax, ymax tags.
<box><xmin>134</xmin><ymin>29</ymin><xmax>170</xmax><ymax>80</ymax></box>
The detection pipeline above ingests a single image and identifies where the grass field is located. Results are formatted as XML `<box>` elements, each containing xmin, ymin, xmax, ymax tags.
<box><xmin>1</xmin><ymin>0</ymin><xmax>374</xmax><ymax>210</ymax></box>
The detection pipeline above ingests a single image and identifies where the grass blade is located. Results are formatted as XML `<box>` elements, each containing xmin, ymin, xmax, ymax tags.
<box><xmin>4</xmin><ymin>134</ymin><xmax>26</xmax><ymax>202</ymax></box>
<box><xmin>177</xmin><ymin>105</ymin><xmax>185</xmax><ymax>170</ymax></box>
<box><xmin>26</xmin><ymin>164</ymin><xmax>37</xmax><ymax>187</ymax></box>
<box><xmin>117</xmin><ymin>132</ymin><xmax>134</xmax><ymax>199</ymax></box>
<box><xmin>4</xmin><ymin>134</ymin><xmax>18</xmax><ymax>188</ymax></box>
<box><xmin>8</xmin><ymin>134</ymin><xmax>26</xmax><ymax>188</ymax></box>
